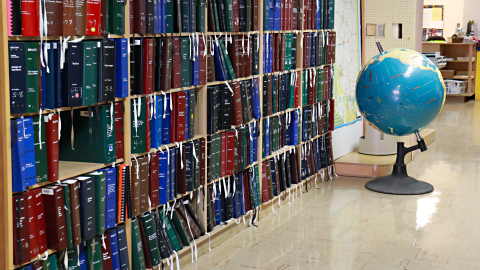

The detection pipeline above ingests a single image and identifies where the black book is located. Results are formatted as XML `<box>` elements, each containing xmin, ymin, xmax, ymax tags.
<box><xmin>214</xmin><ymin>85</ymin><xmax>221</xmax><ymax>133</ymax></box>
<box><xmin>8</xmin><ymin>42</ymin><xmax>26</xmax><ymax>114</ymax></box>
<box><xmin>262</xmin><ymin>75</ymin><xmax>268</xmax><ymax>117</ymax></box>
<box><xmin>217</xmin><ymin>0</ymin><xmax>226</xmax><ymax>32</ymax></box>
<box><xmin>157</xmin><ymin>211</ymin><xmax>175</xmax><ymax>255</ymax></box>
<box><xmin>185</xmin><ymin>142</ymin><xmax>194</xmax><ymax>191</ymax></box>
<box><xmin>286</xmin><ymin>153</ymin><xmax>292</xmax><ymax>187</ymax></box>
<box><xmin>116</xmin><ymin>224</ymin><xmax>131</xmax><ymax>270</ymax></box>
<box><xmin>155</xmin><ymin>38</ymin><xmax>163</xmax><ymax>92</ymax></box>
<box><xmin>190</xmin><ymin>0</ymin><xmax>197</xmax><ymax>32</ymax></box>
<box><xmin>291</xmin><ymin>33</ymin><xmax>297</xmax><ymax>69</ymax></box>
<box><xmin>221</xmin><ymin>85</ymin><xmax>232</xmax><ymax>130</ymax></box>
<box><xmin>78</xmin><ymin>176</ymin><xmax>96</xmax><ymax>241</ymax></box>
<box><xmin>206</xmin><ymin>186</ymin><xmax>214</xmax><ymax>232</ymax></box>
<box><xmin>181</xmin><ymin>0</ymin><xmax>191</xmax><ymax>32</ymax></box>
<box><xmin>326</xmin><ymin>133</ymin><xmax>332</xmax><ymax>166</ymax></box>
<box><xmin>219</xmin><ymin>182</ymin><xmax>227</xmax><ymax>221</ymax></box>
<box><xmin>238</xmin><ymin>0</ymin><xmax>245</xmax><ymax>31</ymax></box>
<box><xmin>62</xmin><ymin>42</ymin><xmax>84</xmax><ymax>107</ymax></box>
<box><xmin>253</xmin><ymin>34</ymin><xmax>259</xmax><ymax>75</ymax></box>
<box><xmin>240</xmin><ymin>81</ymin><xmax>250</xmax><ymax>123</ymax></box>
<box><xmin>193</xmin><ymin>140</ymin><xmax>201</xmax><ymax>189</ymax></box>
<box><xmin>244</xmin><ymin>80</ymin><xmax>252</xmax><ymax>120</ymax></box>
<box><xmin>131</xmin><ymin>38</ymin><xmax>144</xmax><ymax>95</ymax></box>
<box><xmin>100</xmin><ymin>39</ymin><xmax>116</xmax><ymax>102</ymax></box>
<box><xmin>11</xmin><ymin>0</ymin><xmax>22</xmax><ymax>35</ymax></box>
<box><xmin>174</xmin><ymin>0</ymin><xmax>183</xmax><ymax>32</ymax></box>
<box><xmin>184</xmin><ymin>200</ymin><xmax>206</xmax><ymax>235</ymax></box>
<box><xmin>207</xmin><ymin>87</ymin><xmax>214</xmax><ymax>134</ymax></box>
<box><xmin>207</xmin><ymin>136</ymin><xmax>213</xmax><ymax>181</ymax></box>
<box><xmin>129</xmin><ymin>39</ymin><xmax>136</xmax><ymax>95</ymax></box>
<box><xmin>188</xmin><ymin>90</ymin><xmax>195</xmax><ymax>138</ymax></box>
<box><xmin>153</xmin><ymin>211</ymin><xmax>172</xmax><ymax>259</ymax></box>
<box><xmin>269</xmin><ymin>158</ymin><xmax>278</xmax><ymax>197</ymax></box>
<box><xmin>147</xmin><ymin>0</ymin><xmax>155</xmax><ymax>33</ymax></box>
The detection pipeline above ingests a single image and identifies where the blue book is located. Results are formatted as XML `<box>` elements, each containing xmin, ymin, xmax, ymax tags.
<box><xmin>41</xmin><ymin>63</ymin><xmax>46</xmax><ymax>110</ymax></box>
<box><xmin>274</xmin><ymin>0</ymin><xmax>281</xmax><ymax>30</ymax></box>
<box><xmin>265</xmin><ymin>118</ymin><xmax>270</xmax><ymax>157</ymax></box>
<box><xmin>166</xmin><ymin>149</ymin><xmax>171</xmax><ymax>201</ymax></box>
<box><xmin>263</xmin><ymin>35</ymin><xmax>266</xmax><ymax>74</ymax></box>
<box><xmin>310</xmin><ymin>33</ymin><xmax>315</xmax><ymax>67</ymax></box>
<box><xmin>161</xmin><ymin>0</ymin><xmax>167</xmax><ymax>33</ymax></box>
<box><xmin>109</xmin><ymin>228</ymin><xmax>121</xmax><ymax>270</ymax></box>
<box><xmin>185</xmin><ymin>93</ymin><xmax>189</xmax><ymax>140</ymax></box>
<box><xmin>21</xmin><ymin>265</ymin><xmax>32</xmax><ymax>270</ymax></box>
<box><xmin>269</xmin><ymin>0</ymin><xmax>274</xmax><ymax>30</ymax></box>
<box><xmin>52</xmin><ymin>42</ymin><xmax>62</xmax><ymax>108</ymax></box>
<box><xmin>162</xmin><ymin>94</ymin><xmax>171</xmax><ymax>144</ymax></box>
<box><xmin>156</xmin><ymin>95</ymin><xmax>164</xmax><ymax>146</ymax></box>
<box><xmin>115</xmin><ymin>39</ymin><xmax>129</xmax><ymax>98</ymax></box>
<box><xmin>11</xmin><ymin>119</ymin><xmax>27</xmax><ymax>192</ymax></box>
<box><xmin>170</xmin><ymin>148</ymin><xmax>177</xmax><ymax>200</ymax></box>
<box><xmin>238</xmin><ymin>172</ymin><xmax>246</xmax><ymax>215</ymax></box>
<box><xmin>154</xmin><ymin>0</ymin><xmax>159</xmax><ymax>33</ymax></box>
<box><xmin>285</xmin><ymin>114</ymin><xmax>291</xmax><ymax>145</ymax></box>
<box><xmin>250</xmin><ymin>78</ymin><xmax>261</xmax><ymax>119</ymax></box>
<box><xmin>150</xmin><ymin>97</ymin><xmax>161</xmax><ymax>148</ymax></box>
<box><xmin>192</xmin><ymin>38</ymin><xmax>200</xmax><ymax>86</ymax></box>
<box><xmin>44</xmin><ymin>43</ymin><xmax>55</xmax><ymax>109</ymax></box>
<box><xmin>269</xmin><ymin>34</ymin><xmax>273</xmax><ymax>72</ymax></box>
<box><xmin>213</xmin><ymin>43</ymin><xmax>227</xmax><ymax>81</ymax></box>
<box><xmin>252</xmin><ymin>123</ymin><xmax>258</xmax><ymax>163</ymax></box>
<box><xmin>214</xmin><ymin>182</ymin><xmax>223</xmax><ymax>223</ymax></box>
<box><xmin>292</xmin><ymin>110</ymin><xmax>299</xmax><ymax>145</ymax></box>
<box><xmin>158</xmin><ymin>151</ymin><xmax>169</xmax><ymax>204</ymax></box>
<box><xmin>23</xmin><ymin>117</ymin><xmax>37</xmax><ymax>187</ymax></box>
<box><xmin>79</xmin><ymin>244</ymin><xmax>87</xmax><ymax>270</ymax></box>
<box><xmin>99</xmin><ymin>167</ymin><xmax>116</xmax><ymax>230</ymax></box>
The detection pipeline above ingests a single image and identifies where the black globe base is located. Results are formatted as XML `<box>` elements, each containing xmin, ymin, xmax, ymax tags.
<box><xmin>365</xmin><ymin>136</ymin><xmax>434</xmax><ymax>195</ymax></box>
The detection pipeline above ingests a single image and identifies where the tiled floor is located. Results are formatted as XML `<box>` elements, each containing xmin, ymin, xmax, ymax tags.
<box><xmin>184</xmin><ymin>100</ymin><xmax>480</xmax><ymax>270</ymax></box>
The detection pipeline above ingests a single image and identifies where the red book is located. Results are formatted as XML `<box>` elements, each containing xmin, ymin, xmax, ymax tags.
<box><xmin>280</xmin><ymin>0</ymin><xmax>285</xmax><ymax>30</ymax></box>
<box><xmin>149</xmin><ymin>152</ymin><xmax>160</xmax><ymax>206</ymax></box>
<box><xmin>143</xmin><ymin>39</ymin><xmax>154</xmax><ymax>95</ymax></box>
<box><xmin>177</xmin><ymin>144</ymin><xmax>187</xmax><ymax>194</ymax></box>
<box><xmin>85</xmin><ymin>0</ymin><xmax>101</xmax><ymax>35</ymax></box>
<box><xmin>175</xmin><ymin>92</ymin><xmax>186</xmax><ymax>142</ymax></box>
<box><xmin>226</xmin><ymin>131</ymin><xmax>235</xmax><ymax>176</ymax></box>
<box><xmin>303</xmin><ymin>0</ymin><xmax>308</xmax><ymax>29</ymax></box>
<box><xmin>261</xmin><ymin>161</ymin><xmax>269</xmax><ymax>203</ymax></box>
<box><xmin>21</xmin><ymin>0</ymin><xmax>39</xmax><ymax>36</ymax></box>
<box><xmin>232</xmin><ymin>0</ymin><xmax>239</xmax><ymax>31</ymax></box>
<box><xmin>101</xmin><ymin>232</ymin><xmax>114</xmax><ymax>270</ymax></box>
<box><xmin>138</xmin><ymin>219</ymin><xmax>153</xmax><ymax>269</ymax></box>
<box><xmin>220</xmin><ymin>133</ymin><xmax>226</xmax><ymax>178</ymax></box>
<box><xmin>310</xmin><ymin>0</ymin><xmax>314</xmax><ymax>30</ymax></box>
<box><xmin>129</xmin><ymin>0</ymin><xmax>135</xmax><ymax>34</ymax></box>
<box><xmin>33</xmin><ymin>189</ymin><xmax>48</xmax><ymax>254</ymax></box>
<box><xmin>26</xmin><ymin>190</ymin><xmax>39</xmax><ymax>260</ymax></box>
<box><xmin>114</xmin><ymin>102</ymin><xmax>124</xmax><ymax>159</ymax></box>
<box><xmin>294</xmin><ymin>71</ymin><xmax>299</xmax><ymax>107</ymax></box>
<box><xmin>170</xmin><ymin>93</ymin><xmax>178</xmax><ymax>143</ymax></box>
<box><xmin>171</xmin><ymin>37</ymin><xmax>182</xmax><ymax>89</ymax></box>
<box><xmin>236</xmin><ymin>130</ymin><xmax>243</xmax><ymax>172</ymax></box>
<box><xmin>329</xmin><ymin>98</ymin><xmax>335</xmax><ymax>131</ymax></box>
<box><xmin>13</xmin><ymin>193</ymin><xmax>30</xmax><ymax>265</ymax></box>
<box><xmin>324</xmin><ymin>67</ymin><xmax>330</xmax><ymax>100</ymax></box>
<box><xmin>242</xmin><ymin>171</ymin><xmax>250</xmax><ymax>211</ymax></box>
<box><xmin>145</xmin><ymin>98</ymin><xmax>152</xmax><ymax>153</ymax></box>
<box><xmin>42</xmin><ymin>185</ymin><xmax>67</xmax><ymax>251</ymax></box>
<box><xmin>45</xmin><ymin>114</ymin><xmax>59</xmax><ymax>182</ymax></box>
<box><xmin>199</xmin><ymin>35</ymin><xmax>207</xmax><ymax>85</ymax></box>
<box><xmin>200</xmin><ymin>138</ymin><xmax>206</xmax><ymax>185</ymax></box>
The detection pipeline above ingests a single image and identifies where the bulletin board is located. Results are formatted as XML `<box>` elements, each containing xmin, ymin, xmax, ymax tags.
<box><xmin>423</xmin><ymin>5</ymin><xmax>444</xmax><ymax>30</ymax></box>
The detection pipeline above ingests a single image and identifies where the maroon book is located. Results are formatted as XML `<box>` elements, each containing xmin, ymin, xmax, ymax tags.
<box><xmin>42</xmin><ymin>185</ymin><xmax>67</xmax><ymax>251</ymax></box>
<box><xmin>175</xmin><ymin>92</ymin><xmax>187</xmax><ymax>142</ymax></box>
<box><xmin>26</xmin><ymin>190</ymin><xmax>39</xmax><ymax>260</ymax></box>
<box><xmin>33</xmin><ymin>189</ymin><xmax>48</xmax><ymax>254</ymax></box>
<box><xmin>171</xmin><ymin>37</ymin><xmax>182</xmax><ymax>89</ymax></box>
<box><xmin>101</xmin><ymin>232</ymin><xmax>114</xmax><ymax>270</ymax></box>
<box><xmin>200</xmin><ymin>138</ymin><xmax>206</xmax><ymax>185</ymax></box>
<box><xmin>13</xmin><ymin>193</ymin><xmax>30</xmax><ymax>265</ymax></box>
<box><xmin>143</xmin><ymin>39</ymin><xmax>155</xmax><ymax>95</ymax></box>
<box><xmin>226</xmin><ymin>131</ymin><xmax>235</xmax><ymax>176</ymax></box>
<box><xmin>177</xmin><ymin>144</ymin><xmax>187</xmax><ymax>194</ymax></box>
<box><xmin>199</xmin><ymin>35</ymin><xmax>207</xmax><ymax>85</ymax></box>
<box><xmin>149</xmin><ymin>152</ymin><xmax>160</xmax><ymax>206</ymax></box>
<box><xmin>220</xmin><ymin>133</ymin><xmax>227</xmax><ymax>178</ymax></box>
<box><xmin>261</xmin><ymin>161</ymin><xmax>269</xmax><ymax>203</ymax></box>
<box><xmin>145</xmin><ymin>97</ymin><xmax>151</xmax><ymax>153</ymax></box>
<box><xmin>114</xmin><ymin>102</ymin><xmax>124</xmax><ymax>159</ymax></box>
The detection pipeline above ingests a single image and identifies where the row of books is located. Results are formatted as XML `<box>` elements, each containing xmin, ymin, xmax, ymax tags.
<box><xmin>263</xmin><ymin>0</ymin><xmax>301</xmax><ymax>31</ymax></box>
<box><xmin>8</xmin><ymin>0</ymin><xmax>125</xmax><ymax>37</ymax></box>
<box><xmin>207</xmin><ymin>165</ymin><xmax>262</xmax><ymax>226</ymax></box>
<box><xmin>263</xmin><ymin>33</ymin><xmax>298</xmax><ymax>74</ymax></box>
<box><xmin>207</xmin><ymin>126</ymin><xmax>259</xmax><ymax>182</ymax></box>
<box><xmin>13</xmin><ymin>169</ymin><xmax>122</xmax><ymax>264</ymax></box>
<box><xmin>262</xmin><ymin>110</ymin><xmax>300</xmax><ymax>158</ymax></box>
<box><xmin>301</xmin><ymin>67</ymin><xmax>332</xmax><ymax>106</ymax></box>
<box><xmin>303</xmin><ymin>0</ymin><xmax>335</xmax><ymax>30</ymax></box>
<box><xmin>303</xmin><ymin>31</ymin><xmax>336</xmax><ymax>68</ymax></box>
<box><xmin>302</xmin><ymin>101</ymin><xmax>331</xmax><ymax>141</ymax></box>
<box><xmin>262</xmin><ymin>73</ymin><xmax>299</xmax><ymax>117</ymax></box>
<box><xmin>130</xmin><ymin>36</ymin><xmax>207</xmax><ymax>95</ymax></box>
<box><xmin>8</xmin><ymin>40</ymin><xmax>128</xmax><ymax>114</ymax></box>
<box><xmin>130</xmin><ymin>0</ymin><xmax>206</xmax><ymax>34</ymax></box>
<box><xmin>207</xmin><ymin>79</ymin><xmax>261</xmax><ymax>134</ymax></box>
<box><xmin>301</xmin><ymin>133</ymin><xmax>333</xmax><ymax>181</ymax></box>
<box><xmin>207</xmin><ymin>0</ymin><xmax>260</xmax><ymax>32</ymax></box>
<box><xmin>261</xmin><ymin>149</ymin><xmax>301</xmax><ymax>202</ymax></box>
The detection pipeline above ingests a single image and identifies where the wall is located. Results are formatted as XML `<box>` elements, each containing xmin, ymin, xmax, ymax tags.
<box><xmin>462</xmin><ymin>0</ymin><xmax>480</xmax><ymax>36</ymax></box>
<box><xmin>332</xmin><ymin>121</ymin><xmax>363</xmax><ymax>159</ymax></box>
<box><xmin>423</xmin><ymin>0</ymin><xmax>464</xmax><ymax>37</ymax></box>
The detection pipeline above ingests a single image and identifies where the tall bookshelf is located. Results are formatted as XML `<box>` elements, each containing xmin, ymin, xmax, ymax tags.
<box><xmin>0</xmin><ymin>0</ymin><xmax>337</xmax><ymax>268</ymax></box>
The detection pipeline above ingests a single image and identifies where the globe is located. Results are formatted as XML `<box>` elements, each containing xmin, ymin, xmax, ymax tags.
<box><xmin>356</xmin><ymin>48</ymin><xmax>446</xmax><ymax>136</ymax></box>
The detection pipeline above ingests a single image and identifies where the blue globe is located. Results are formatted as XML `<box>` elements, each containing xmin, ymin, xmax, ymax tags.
<box><xmin>356</xmin><ymin>48</ymin><xmax>446</xmax><ymax>136</ymax></box>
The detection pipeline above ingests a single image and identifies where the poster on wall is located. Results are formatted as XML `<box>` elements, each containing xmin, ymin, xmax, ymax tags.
<box><xmin>333</xmin><ymin>0</ymin><xmax>362</xmax><ymax>128</ymax></box>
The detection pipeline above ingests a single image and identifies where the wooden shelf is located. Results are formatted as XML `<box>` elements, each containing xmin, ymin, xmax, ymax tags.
<box><xmin>452</xmin><ymin>75</ymin><xmax>475</xmax><ymax>79</ymax></box>
<box><xmin>445</xmin><ymin>60</ymin><xmax>475</xmax><ymax>63</ymax></box>
<box><xmin>446</xmin><ymin>93</ymin><xmax>475</xmax><ymax>97</ymax></box>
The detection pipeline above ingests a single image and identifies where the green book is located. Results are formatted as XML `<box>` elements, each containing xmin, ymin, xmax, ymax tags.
<box><xmin>218</xmin><ymin>39</ymin><xmax>236</xmax><ymax>80</ymax></box>
<box><xmin>83</xmin><ymin>41</ymin><xmax>98</xmax><ymax>106</ymax></box>
<box><xmin>320</xmin><ymin>32</ymin><xmax>325</xmax><ymax>66</ymax></box>
<box><xmin>329</xmin><ymin>0</ymin><xmax>335</xmax><ymax>29</ymax></box>
<box><xmin>166</xmin><ymin>0</ymin><xmax>174</xmax><ymax>33</ymax></box>
<box><xmin>67</xmin><ymin>246</ymin><xmax>80</xmax><ymax>270</ymax></box>
<box><xmin>131</xmin><ymin>219</ymin><xmax>147</xmax><ymax>270</ymax></box>
<box><xmin>206</xmin><ymin>187</ymin><xmax>214</xmax><ymax>232</ymax></box>
<box><xmin>42</xmin><ymin>254</ymin><xmax>58</xmax><ymax>270</ymax></box>
<box><xmin>33</xmin><ymin>116</ymin><xmax>48</xmax><ymax>183</ymax></box>
<box><xmin>274</xmin><ymin>117</ymin><xmax>279</xmax><ymax>151</ymax></box>
<box><xmin>245</xmin><ymin>0</ymin><xmax>250</xmax><ymax>32</ymax></box>
<box><xmin>159</xmin><ymin>209</ymin><xmax>183</xmax><ymax>251</ymax></box>
<box><xmin>288</xmin><ymin>73</ymin><xmax>295</xmax><ymax>109</ymax></box>
<box><xmin>25</xmin><ymin>42</ymin><xmax>40</xmax><ymax>113</ymax></box>
<box><xmin>170</xmin><ymin>210</ymin><xmax>190</xmax><ymax>246</ymax></box>
<box><xmin>181</xmin><ymin>37</ymin><xmax>191</xmax><ymax>87</ymax></box>
<box><xmin>214</xmin><ymin>133</ymin><xmax>221</xmax><ymax>180</ymax></box>
<box><xmin>109</xmin><ymin>0</ymin><xmax>125</xmax><ymax>34</ymax></box>
<box><xmin>263</xmin><ymin>0</ymin><xmax>269</xmax><ymax>30</ymax></box>
<box><xmin>131</xmin><ymin>97</ymin><xmax>148</xmax><ymax>154</ymax></box>
<box><xmin>59</xmin><ymin>105</ymin><xmax>116</xmax><ymax>163</ymax></box>
<box><xmin>196</xmin><ymin>0</ymin><xmax>206</xmax><ymax>31</ymax></box>
<box><xmin>241</xmin><ymin>128</ymin><xmax>246</xmax><ymax>169</ymax></box>
<box><xmin>88</xmin><ymin>171</ymin><xmax>107</xmax><ymax>235</ymax></box>
<box><xmin>254</xmin><ymin>165</ymin><xmax>261</xmax><ymax>206</ymax></box>
<box><xmin>272</xmin><ymin>75</ymin><xmax>277</xmax><ymax>114</ymax></box>
<box><xmin>86</xmin><ymin>236</ymin><xmax>104</xmax><ymax>270</ymax></box>
<box><xmin>262</xmin><ymin>120</ymin><xmax>266</xmax><ymax>158</ymax></box>
<box><xmin>224</xmin><ymin>0</ymin><xmax>234</xmax><ymax>31</ymax></box>
<box><xmin>61</xmin><ymin>184</ymin><xmax>74</xmax><ymax>248</ymax></box>
<box><xmin>318</xmin><ymin>68</ymin><xmax>325</xmax><ymax>103</ymax></box>
<box><xmin>285</xmin><ymin>33</ymin><xmax>292</xmax><ymax>71</ymax></box>
<box><xmin>139</xmin><ymin>213</ymin><xmax>162</xmax><ymax>266</ymax></box>
<box><xmin>302</xmin><ymin>70</ymin><xmax>308</xmax><ymax>106</ymax></box>
<box><xmin>211</xmin><ymin>0</ymin><xmax>221</xmax><ymax>31</ymax></box>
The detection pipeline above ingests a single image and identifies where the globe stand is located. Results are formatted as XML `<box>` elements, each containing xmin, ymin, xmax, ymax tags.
<box><xmin>365</xmin><ymin>133</ymin><xmax>434</xmax><ymax>195</ymax></box>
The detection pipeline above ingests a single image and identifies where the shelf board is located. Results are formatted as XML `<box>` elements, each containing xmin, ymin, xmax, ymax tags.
<box><xmin>423</xmin><ymin>42</ymin><xmax>476</xmax><ymax>46</ymax></box>
<box><xmin>8</xmin><ymin>35</ymin><xmax>126</xmax><ymax>41</ymax></box>
<box><xmin>445</xmin><ymin>60</ymin><xmax>475</xmax><ymax>63</ymax></box>
<box><xmin>452</xmin><ymin>75</ymin><xmax>475</xmax><ymax>79</ymax></box>
<box><xmin>446</xmin><ymin>93</ymin><xmax>475</xmax><ymax>97</ymax></box>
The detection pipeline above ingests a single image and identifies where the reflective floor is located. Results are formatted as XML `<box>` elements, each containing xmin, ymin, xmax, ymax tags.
<box><xmin>185</xmin><ymin>100</ymin><xmax>480</xmax><ymax>270</ymax></box>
